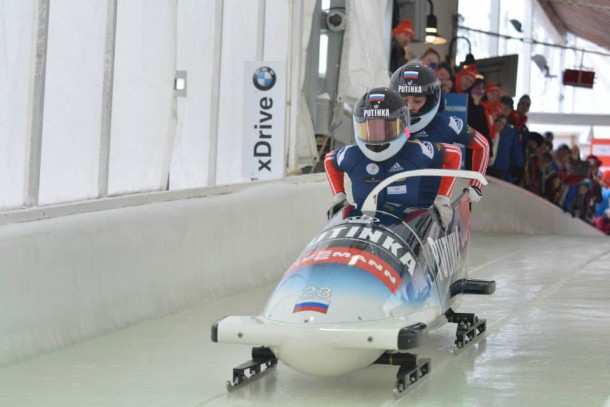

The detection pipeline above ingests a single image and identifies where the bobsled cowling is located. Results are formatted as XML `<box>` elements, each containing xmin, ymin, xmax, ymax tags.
<box><xmin>213</xmin><ymin>170</ymin><xmax>488</xmax><ymax>377</ymax></box>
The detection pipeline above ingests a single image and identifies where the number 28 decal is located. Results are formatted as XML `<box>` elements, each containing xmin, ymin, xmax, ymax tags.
<box><xmin>301</xmin><ymin>286</ymin><xmax>333</xmax><ymax>298</ymax></box>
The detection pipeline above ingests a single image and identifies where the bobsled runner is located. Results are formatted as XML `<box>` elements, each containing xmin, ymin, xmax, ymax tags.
<box><xmin>212</xmin><ymin>169</ymin><xmax>495</xmax><ymax>396</ymax></box>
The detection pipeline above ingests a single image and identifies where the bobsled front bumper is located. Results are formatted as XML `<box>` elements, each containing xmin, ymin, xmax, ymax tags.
<box><xmin>211</xmin><ymin>315</ymin><xmax>427</xmax><ymax>351</ymax></box>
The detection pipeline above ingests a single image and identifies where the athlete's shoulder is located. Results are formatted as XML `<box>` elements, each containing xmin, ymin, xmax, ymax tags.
<box><xmin>333</xmin><ymin>144</ymin><xmax>357</xmax><ymax>161</ymax></box>
<box><xmin>403</xmin><ymin>140</ymin><xmax>435</xmax><ymax>159</ymax></box>
<box><xmin>444</xmin><ymin>115</ymin><xmax>465</xmax><ymax>135</ymax></box>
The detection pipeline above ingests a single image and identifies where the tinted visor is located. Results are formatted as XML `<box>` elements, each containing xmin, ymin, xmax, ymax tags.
<box><xmin>355</xmin><ymin>118</ymin><xmax>403</xmax><ymax>144</ymax></box>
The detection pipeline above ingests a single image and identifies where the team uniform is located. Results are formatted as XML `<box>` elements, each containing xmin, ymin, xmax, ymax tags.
<box><xmin>324</xmin><ymin>86</ymin><xmax>457</xmax><ymax>229</ymax></box>
<box><xmin>389</xmin><ymin>61</ymin><xmax>488</xmax><ymax>203</ymax></box>
<box><xmin>410</xmin><ymin>114</ymin><xmax>489</xmax><ymax>190</ymax></box>
<box><xmin>324</xmin><ymin>140</ymin><xmax>462</xmax><ymax>210</ymax></box>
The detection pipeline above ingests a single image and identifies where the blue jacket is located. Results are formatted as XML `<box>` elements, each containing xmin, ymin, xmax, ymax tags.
<box><xmin>489</xmin><ymin>125</ymin><xmax>524</xmax><ymax>173</ymax></box>
<box><xmin>325</xmin><ymin>141</ymin><xmax>460</xmax><ymax>210</ymax></box>
<box><xmin>595</xmin><ymin>187</ymin><xmax>610</xmax><ymax>217</ymax></box>
<box><xmin>410</xmin><ymin>114</ymin><xmax>489</xmax><ymax>189</ymax></box>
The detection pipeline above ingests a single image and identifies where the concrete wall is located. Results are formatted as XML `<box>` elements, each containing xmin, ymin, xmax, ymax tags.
<box><xmin>0</xmin><ymin>174</ymin><xmax>601</xmax><ymax>366</ymax></box>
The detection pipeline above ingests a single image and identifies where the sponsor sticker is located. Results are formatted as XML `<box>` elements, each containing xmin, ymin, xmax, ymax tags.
<box><xmin>448</xmin><ymin>116</ymin><xmax>464</xmax><ymax>134</ymax></box>
<box><xmin>419</xmin><ymin>141</ymin><xmax>435</xmax><ymax>159</ymax></box>
<box><xmin>366</xmin><ymin>163</ymin><xmax>380</xmax><ymax>175</ymax></box>
<box><xmin>388</xmin><ymin>185</ymin><xmax>407</xmax><ymax>194</ymax></box>
<box><xmin>389</xmin><ymin>162</ymin><xmax>404</xmax><ymax>172</ymax></box>
<box><xmin>286</xmin><ymin>247</ymin><xmax>403</xmax><ymax>293</ymax></box>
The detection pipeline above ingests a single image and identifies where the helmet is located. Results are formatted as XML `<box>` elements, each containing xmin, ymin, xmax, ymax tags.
<box><xmin>389</xmin><ymin>62</ymin><xmax>441</xmax><ymax>133</ymax></box>
<box><xmin>352</xmin><ymin>87</ymin><xmax>410</xmax><ymax>162</ymax></box>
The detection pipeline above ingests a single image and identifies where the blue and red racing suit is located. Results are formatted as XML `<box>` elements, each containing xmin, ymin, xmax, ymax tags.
<box><xmin>324</xmin><ymin>140</ymin><xmax>462</xmax><ymax>210</ymax></box>
<box><xmin>411</xmin><ymin>114</ymin><xmax>489</xmax><ymax>190</ymax></box>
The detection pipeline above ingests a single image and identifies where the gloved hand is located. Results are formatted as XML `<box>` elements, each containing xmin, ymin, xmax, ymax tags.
<box><xmin>327</xmin><ymin>192</ymin><xmax>349</xmax><ymax>219</ymax></box>
<box><xmin>432</xmin><ymin>195</ymin><xmax>453</xmax><ymax>229</ymax></box>
<box><xmin>467</xmin><ymin>185</ymin><xmax>482</xmax><ymax>203</ymax></box>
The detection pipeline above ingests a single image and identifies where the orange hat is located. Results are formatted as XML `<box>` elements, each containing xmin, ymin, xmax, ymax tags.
<box><xmin>460</xmin><ymin>64</ymin><xmax>478</xmax><ymax>80</ymax></box>
<box><xmin>392</xmin><ymin>18</ymin><xmax>414</xmax><ymax>40</ymax></box>
<box><xmin>602</xmin><ymin>170</ymin><xmax>610</xmax><ymax>185</ymax></box>
<box><xmin>486</xmin><ymin>82</ymin><xmax>501</xmax><ymax>94</ymax></box>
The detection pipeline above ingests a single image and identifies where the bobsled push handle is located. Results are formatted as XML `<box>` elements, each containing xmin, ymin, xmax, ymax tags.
<box><xmin>361</xmin><ymin>169</ymin><xmax>488</xmax><ymax>213</ymax></box>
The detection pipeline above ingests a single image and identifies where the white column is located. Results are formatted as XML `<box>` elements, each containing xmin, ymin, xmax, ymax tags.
<box><xmin>25</xmin><ymin>0</ymin><xmax>50</xmax><ymax>207</ymax></box>
<box><xmin>207</xmin><ymin>0</ymin><xmax>224</xmax><ymax>186</ymax></box>
<box><xmin>521</xmin><ymin>0</ymin><xmax>533</xmax><ymax>96</ymax></box>
<box><xmin>287</xmin><ymin>0</ymin><xmax>303</xmax><ymax>171</ymax></box>
<box><xmin>489</xmin><ymin>0</ymin><xmax>500</xmax><ymax>56</ymax></box>
<box><xmin>98</xmin><ymin>0</ymin><xmax>118</xmax><ymax>198</ymax></box>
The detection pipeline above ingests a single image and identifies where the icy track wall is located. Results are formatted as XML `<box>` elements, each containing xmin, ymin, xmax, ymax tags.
<box><xmin>0</xmin><ymin>177</ymin><xmax>329</xmax><ymax>366</ymax></box>
<box><xmin>0</xmin><ymin>174</ymin><xmax>601</xmax><ymax>366</ymax></box>
<box><xmin>471</xmin><ymin>177</ymin><xmax>602</xmax><ymax>236</ymax></box>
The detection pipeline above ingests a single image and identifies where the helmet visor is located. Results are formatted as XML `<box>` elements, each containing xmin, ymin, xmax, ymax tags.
<box><xmin>354</xmin><ymin>118</ymin><xmax>403</xmax><ymax>144</ymax></box>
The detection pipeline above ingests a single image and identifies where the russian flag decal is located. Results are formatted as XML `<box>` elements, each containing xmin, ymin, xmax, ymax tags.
<box><xmin>293</xmin><ymin>299</ymin><xmax>330</xmax><ymax>314</ymax></box>
<box><xmin>403</xmin><ymin>70</ymin><xmax>418</xmax><ymax>79</ymax></box>
<box><xmin>368</xmin><ymin>93</ymin><xmax>385</xmax><ymax>103</ymax></box>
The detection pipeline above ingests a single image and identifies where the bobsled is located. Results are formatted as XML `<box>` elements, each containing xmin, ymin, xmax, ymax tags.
<box><xmin>212</xmin><ymin>169</ymin><xmax>495</xmax><ymax>396</ymax></box>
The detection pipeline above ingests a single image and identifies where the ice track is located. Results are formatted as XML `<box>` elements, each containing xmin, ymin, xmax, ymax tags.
<box><xmin>1</xmin><ymin>233</ymin><xmax>610</xmax><ymax>407</ymax></box>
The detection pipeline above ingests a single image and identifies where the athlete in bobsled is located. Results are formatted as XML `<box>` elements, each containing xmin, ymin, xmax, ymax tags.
<box><xmin>211</xmin><ymin>88</ymin><xmax>494</xmax><ymax>397</ymax></box>
<box><xmin>324</xmin><ymin>87</ymin><xmax>463</xmax><ymax>229</ymax></box>
<box><xmin>389</xmin><ymin>61</ymin><xmax>489</xmax><ymax>203</ymax></box>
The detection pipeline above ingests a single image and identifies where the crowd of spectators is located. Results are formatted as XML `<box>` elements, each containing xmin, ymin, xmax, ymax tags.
<box><xmin>389</xmin><ymin>19</ymin><xmax>610</xmax><ymax>234</ymax></box>
<box><xmin>441</xmin><ymin>61</ymin><xmax>610</xmax><ymax>235</ymax></box>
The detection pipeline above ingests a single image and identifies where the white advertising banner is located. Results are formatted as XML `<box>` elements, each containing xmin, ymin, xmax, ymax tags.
<box><xmin>242</xmin><ymin>61</ymin><xmax>286</xmax><ymax>180</ymax></box>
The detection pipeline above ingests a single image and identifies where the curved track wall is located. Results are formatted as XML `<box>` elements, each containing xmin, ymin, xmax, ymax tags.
<box><xmin>0</xmin><ymin>175</ymin><xmax>601</xmax><ymax>365</ymax></box>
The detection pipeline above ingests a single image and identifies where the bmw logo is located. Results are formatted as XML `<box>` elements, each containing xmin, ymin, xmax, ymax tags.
<box><xmin>253</xmin><ymin>66</ymin><xmax>276</xmax><ymax>91</ymax></box>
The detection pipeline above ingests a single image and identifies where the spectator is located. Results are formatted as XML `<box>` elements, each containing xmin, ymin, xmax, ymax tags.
<box><xmin>594</xmin><ymin>170</ymin><xmax>610</xmax><ymax>217</ymax></box>
<box><xmin>514</xmin><ymin>94</ymin><xmax>530</xmax><ymax>132</ymax></box>
<box><xmin>586</xmin><ymin>154</ymin><xmax>603</xmax><ymax>180</ymax></box>
<box><xmin>414</xmin><ymin>48</ymin><xmax>441</xmax><ymax>70</ymax></box>
<box><xmin>561</xmin><ymin>166</ymin><xmax>588</xmax><ymax>215</ymax></box>
<box><xmin>544</xmin><ymin>173</ymin><xmax>564</xmax><ymax>207</ymax></box>
<box><xmin>499</xmin><ymin>96</ymin><xmax>515</xmax><ymax>122</ymax></box>
<box><xmin>594</xmin><ymin>208</ymin><xmax>610</xmax><ymax>234</ymax></box>
<box><xmin>571</xmin><ymin>144</ymin><xmax>582</xmax><ymax>161</ymax></box>
<box><xmin>538</xmin><ymin>152</ymin><xmax>555</xmax><ymax>195</ymax></box>
<box><xmin>437</xmin><ymin>62</ymin><xmax>454</xmax><ymax>94</ymax></box>
<box><xmin>454</xmin><ymin>64</ymin><xmax>477</xmax><ymax>93</ymax></box>
<box><xmin>390</xmin><ymin>18</ymin><xmax>415</xmax><ymax>73</ymax></box>
<box><xmin>551</xmin><ymin>144</ymin><xmax>571</xmax><ymax>175</ymax></box>
<box><xmin>513</xmin><ymin>95</ymin><xmax>532</xmax><ymax>161</ymax></box>
<box><xmin>486</xmin><ymin>114</ymin><xmax>523</xmax><ymax>181</ymax></box>
<box><xmin>466</xmin><ymin>79</ymin><xmax>492</xmax><ymax>147</ymax></box>
<box><xmin>543</xmin><ymin>131</ymin><xmax>554</xmax><ymax>144</ymax></box>
<box><xmin>572</xmin><ymin>181</ymin><xmax>592</xmax><ymax>221</ymax></box>
<box><xmin>569</xmin><ymin>144</ymin><xmax>589</xmax><ymax>179</ymax></box>
<box><xmin>482</xmin><ymin>82</ymin><xmax>502</xmax><ymax>138</ymax></box>
<box><xmin>519</xmin><ymin>132</ymin><xmax>541</xmax><ymax>187</ymax></box>
<box><xmin>522</xmin><ymin>133</ymin><xmax>549</xmax><ymax>193</ymax></box>
<box><xmin>542</xmin><ymin>139</ymin><xmax>554</xmax><ymax>155</ymax></box>
<box><xmin>525</xmin><ymin>132</ymin><xmax>544</xmax><ymax>158</ymax></box>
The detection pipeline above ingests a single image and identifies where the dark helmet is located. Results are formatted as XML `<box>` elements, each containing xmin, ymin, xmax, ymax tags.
<box><xmin>352</xmin><ymin>87</ymin><xmax>410</xmax><ymax>162</ymax></box>
<box><xmin>389</xmin><ymin>62</ymin><xmax>441</xmax><ymax>132</ymax></box>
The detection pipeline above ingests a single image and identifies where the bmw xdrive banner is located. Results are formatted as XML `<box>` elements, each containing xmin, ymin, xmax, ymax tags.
<box><xmin>242</xmin><ymin>61</ymin><xmax>286</xmax><ymax>180</ymax></box>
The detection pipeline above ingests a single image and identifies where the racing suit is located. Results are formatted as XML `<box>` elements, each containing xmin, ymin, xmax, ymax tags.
<box><xmin>411</xmin><ymin>114</ymin><xmax>489</xmax><ymax>191</ymax></box>
<box><xmin>324</xmin><ymin>140</ymin><xmax>462</xmax><ymax>210</ymax></box>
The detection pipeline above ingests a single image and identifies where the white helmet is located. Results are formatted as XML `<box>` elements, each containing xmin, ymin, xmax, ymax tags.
<box><xmin>353</xmin><ymin>87</ymin><xmax>411</xmax><ymax>162</ymax></box>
